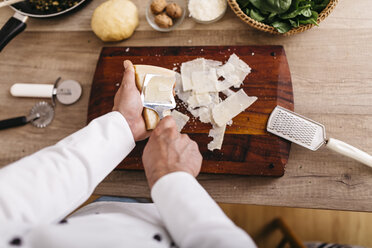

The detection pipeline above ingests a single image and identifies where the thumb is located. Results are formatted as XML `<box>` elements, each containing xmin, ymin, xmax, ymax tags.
<box><xmin>121</xmin><ymin>60</ymin><xmax>136</xmax><ymax>88</ymax></box>
<box><xmin>157</xmin><ymin>116</ymin><xmax>177</xmax><ymax>131</ymax></box>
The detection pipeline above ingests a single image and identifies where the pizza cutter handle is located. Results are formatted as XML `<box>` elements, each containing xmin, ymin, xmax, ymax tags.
<box><xmin>0</xmin><ymin>116</ymin><xmax>27</xmax><ymax>130</ymax></box>
<box><xmin>10</xmin><ymin>83</ymin><xmax>54</xmax><ymax>98</ymax></box>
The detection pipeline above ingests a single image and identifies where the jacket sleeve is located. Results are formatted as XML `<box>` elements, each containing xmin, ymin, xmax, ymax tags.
<box><xmin>0</xmin><ymin>111</ymin><xmax>135</xmax><ymax>224</ymax></box>
<box><xmin>151</xmin><ymin>172</ymin><xmax>257</xmax><ymax>248</ymax></box>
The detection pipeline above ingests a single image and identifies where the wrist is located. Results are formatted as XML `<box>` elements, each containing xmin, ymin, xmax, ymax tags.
<box><xmin>112</xmin><ymin>110</ymin><xmax>137</xmax><ymax>139</ymax></box>
<box><xmin>151</xmin><ymin>171</ymin><xmax>195</xmax><ymax>191</ymax></box>
<box><xmin>146</xmin><ymin>167</ymin><xmax>195</xmax><ymax>189</ymax></box>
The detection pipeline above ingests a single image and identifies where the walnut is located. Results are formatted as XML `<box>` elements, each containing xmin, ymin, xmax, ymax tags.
<box><xmin>166</xmin><ymin>3</ymin><xmax>182</xmax><ymax>19</ymax></box>
<box><xmin>154</xmin><ymin>13</ymin><xmax>173</xmax><ymax>28</ymax></box>
<box><xmin>150</xmin><ymin>0</ymin><xmax>167</xmax><ymax>14</ymax></box>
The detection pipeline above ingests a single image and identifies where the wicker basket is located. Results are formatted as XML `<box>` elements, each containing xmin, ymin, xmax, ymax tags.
<box><xmin>227</xmin><ymin>0</ymin><xmax>339</xmax><ymax>36</ymax></box>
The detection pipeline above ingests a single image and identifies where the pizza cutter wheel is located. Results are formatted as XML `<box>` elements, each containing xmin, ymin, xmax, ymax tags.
<box><xmin>0</xmin><ymin>101</ymin><xmax>54</xmax><ymax>130</ymax></box>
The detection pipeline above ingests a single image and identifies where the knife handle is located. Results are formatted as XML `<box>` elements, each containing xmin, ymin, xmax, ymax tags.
<box><xmin>10</xmin><ymin>83</ymin><xmax>54</xmax><ymax>98</ymax></box>
<box><xmin>0</xmin><ymin>116</ymin><xmax>27</xmax><ymax>130</ymax></box>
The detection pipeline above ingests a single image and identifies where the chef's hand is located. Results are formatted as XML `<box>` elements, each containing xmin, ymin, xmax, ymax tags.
<box><xmin>142</xmin><ymin>116</ymin><xmax>203</xmax><ymax>189</ymax></box>
<box><xmin>113</xmin><ymin>60</ymin><xmax>150</xmax><ymax>141</ymax></box>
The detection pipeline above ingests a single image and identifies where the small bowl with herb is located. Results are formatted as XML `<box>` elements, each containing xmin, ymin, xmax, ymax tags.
<box><xmin>146</xmin><ymin>0</ymin><xmax>186</xmax><ymax>32</ymax></box>
<box><xmin>228</xmin><ymin>0</ymin><xmax>339</xmax><ymax>35</ymax></box>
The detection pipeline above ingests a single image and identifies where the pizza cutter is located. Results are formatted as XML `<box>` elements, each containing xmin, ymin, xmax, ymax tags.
<box><xmin>0</xmin><ymin>101</ymin><xmax>54</xmax><ymax>130</ymax></box>
<box><xmin>10</xmin><ymin>78</ymin><xmax>82</xmax><ymax>106</ymax></box>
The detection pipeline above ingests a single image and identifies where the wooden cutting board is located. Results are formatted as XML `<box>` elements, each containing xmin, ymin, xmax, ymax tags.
<box><xmin>88</xmin><ymin>46</ymin><xmax>294</xmax><ymax>176</ymax></box>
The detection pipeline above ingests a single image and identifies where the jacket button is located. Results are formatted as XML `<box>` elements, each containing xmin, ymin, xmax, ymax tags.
<box><xmin>153</xmin><ymin>234</ymin><xmax>162</xmax><ymax>242</ymax></box>
<box><xmin>9</xmin><ymin>237</ymin><xmax>22</xmax><ymax>246</ymax></box>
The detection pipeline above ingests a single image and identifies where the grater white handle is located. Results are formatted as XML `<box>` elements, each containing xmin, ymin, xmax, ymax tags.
<box><xmin>326</xmin><ymin>138</ymin><xmax>372</xmax><ymax>168</ymax></box>
<box><xmin>10</xmin><ymin>83</ymin><xmax>54</xmax><ymax>98</ymax></box>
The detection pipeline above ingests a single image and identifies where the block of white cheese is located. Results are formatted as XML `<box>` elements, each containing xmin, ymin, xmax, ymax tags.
<box><xmin>212</xmin><ymin>89</ymin><xmax>257</xmax><ymax>127</ymax></box>
<box><xmin>134</xmin><ymin>65</ymin><xmax>176</xmax><ymax>130</ymax></box>
<box><xmin>144</xmin><ymin>75</ymin><xmax>175</xmax><ymax>104</ymax></box>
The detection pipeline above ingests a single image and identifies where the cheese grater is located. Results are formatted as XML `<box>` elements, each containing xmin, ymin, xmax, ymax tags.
<box><xmin>267</xmin><ymin>106</ymin><xmax>372</xmax><ymax>168</ymax></box>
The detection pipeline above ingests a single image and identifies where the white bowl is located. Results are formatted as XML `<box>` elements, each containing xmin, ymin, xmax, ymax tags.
<box><xmin>188</xmin><ymin>0</ymin><xmax>227</xmax><ymax>24</ymax></box>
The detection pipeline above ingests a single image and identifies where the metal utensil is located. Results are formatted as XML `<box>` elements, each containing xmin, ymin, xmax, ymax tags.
<box><xmin>0</xmin><ymin>101</ymin><xmax>54</xmax><ymax>130</ymax></box>
<box><xmin>267</xmin><ymin>106</ymin><xmax>372</xmax><ymax>168</ymax></box>
<box><xmin>10</xmin><ymin>78</ymin><xmax>82</xmax><ymax>105</ymax></box>
<box><xmin>141</xmin><ymin>74</ymin><xmax>176</xmax><ymax>119</ymax></box>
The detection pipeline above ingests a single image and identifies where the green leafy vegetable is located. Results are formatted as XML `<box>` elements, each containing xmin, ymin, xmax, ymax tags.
<box><xmin>250</xmin><ymin>8</ymin><xmax>266</xmax><ymax>21</ymax></box>
<box><xmin>249</xmin><ymin>0</ymin><xmax>292</xmax><ymax>14</ymax></box>
<box><xmin>237</xmin><ymin>0</ymin><xmax>330</xmax><ymax>33</ymax></box>
<box><xmin>272</xmin><ymin>21</ymin><xmax>292</xmax><ymax>33</ymax></box>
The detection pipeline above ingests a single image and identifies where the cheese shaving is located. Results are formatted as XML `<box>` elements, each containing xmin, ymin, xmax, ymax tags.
<box><xmin>208</xmin><ymin>124</ymin><xmax>226</xmax><ymax>151</ymax></box>
<box><xmin>171</xmin><ymin>110</ymin><xmax>190</xmax><ymax>132</ymax></box>
<box><xmin>188</xmin><ymin>106</ymin><xmax>212</xmax><ymax>123</ymax></box>
<box><xmin>217</xmin><ymin>53</ymin><xmax>251</xmax><ymax>89</ymax></box>
<box><xmin>187</xmin><ymin>93</ymin><xmax>212</xmax><ymax>108</ymax></box>
<box><xmin>191</xmin><ymin>68</ymin><xmax>218</xmax><ymax>93</ymax></box>
<box><xmin>181</xmin><ymin>58</ymin><xmax>205</xmax><ymax>91</ymax></box>
<box><xmin>212</xmin><ymin>89</ymin><xmax>257</xmax><ymax>127</ymax></box>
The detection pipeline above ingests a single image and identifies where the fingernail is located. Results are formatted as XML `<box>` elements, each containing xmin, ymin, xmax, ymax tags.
<box><xmin>124</xmin><ymin>60</ymin><xmax>134</xmax><ymax>72</ymax></box>
<box><xmin>124</xmin><ymin>60</ymin><xmax>130</xmax><ymax>69</ymax></box>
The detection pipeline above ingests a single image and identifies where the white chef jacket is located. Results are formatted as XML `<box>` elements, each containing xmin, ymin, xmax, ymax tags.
<box><xmin>0</xmin><ymin>112</ymin><xmax>256</xmax><ymax>248</ymax></box>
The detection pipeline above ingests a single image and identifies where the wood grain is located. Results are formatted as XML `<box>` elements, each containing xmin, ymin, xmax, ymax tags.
<box><xmin>88</xmin><ymin>46</ymin><xmax>293</xmax><ymax>176</ymax></box>
<box><xmin>0</xmin><ymin>0</ymin><xmax>371</xmax><ymax>211</ymax></box>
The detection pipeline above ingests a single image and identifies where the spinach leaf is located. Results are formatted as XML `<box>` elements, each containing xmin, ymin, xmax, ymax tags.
<box><xmin>237</xmin><ymin>0</ymin><xmax>250</xmax><ymax>9</ymax></box>
<box><xmin>272</xmin><ymin>21</ymin><xmax>292</xmax><ymax>33</ymax></box>
<box><xmin>279</xmin><ymin>4</ymin><xmax>311</xmax><ymax>19</ymax></box>
<box><xmin>299</xmin><ymin>11</ymin><xmax>319</xmax><ymax>25</ymax></box>
<box><xmin>289</xmin><ymin>18</ymin><xmax>299</xmax><ymax>27</ymax></box>
<box><xmin>249</xmin><ymin>0</ymin><xmax>292</xmax><ymax>14</ymax></box>
<box><xmin>313</xmin><ymin>0</ymin><xmax>330</xmax><ymax>12</ymax></box>
<box><xmin>301</xmin><ymin>8</ymin><xmax>312</xmax><ymax>17</ymax></box>
<box><xmin>266</xmin><ymin>12</ymin><xmax>278</xmax><ymax>23</ymax></box>
<box><xmin>250</xmin><ymin>8</ymin><xmax>266</xmax><ymax>22</ymax></box>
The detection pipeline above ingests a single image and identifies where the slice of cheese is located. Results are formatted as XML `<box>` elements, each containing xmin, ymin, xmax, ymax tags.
<box><xmin>191</xmin><ymin>68</ymin><xmax>218</xmax><ymax>93</ymax></box>
<box><xmin>171</xmin><ymin>110</ymin><xmax>189</xmax><ymax>132</ymax></box>
<box><xmin>208</xmin><ymin>124</ymin><xmax>226</xmax><ymax>151</ymax></box>
<box><xmin>217</xmin><ymin>53</ymin><xmax>251</xmax><ymax>90</ymax></box>
<box><xmin>134</xmin><ymin>65</ymin><xmax>176</xmax><ymax>130</ymax></box>
<box><xmin>212</xmin><ymin>89</ymin><xmax>257</xmax><ymax>127</ymax></box>
<box><xmin>181</xmin><ymin>58</ymin><xmax>205</xmax><ymax>91</ymax></box>
<box><xmin>187</xmin><ymin>92</ymin><xmax>212</xmax><ymax>108</ymax></box>
<box><xmin>187</xmin><ymin>106</ymin><xmax>212</xmax><ymax>123</ymax></box>
<box><xmin>221</xmin><ymin>88</ymin><xmax>235</xmax><ymax>97</ymax></box>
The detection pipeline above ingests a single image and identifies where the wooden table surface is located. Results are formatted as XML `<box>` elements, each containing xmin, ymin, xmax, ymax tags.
<box><xmin>1</xmin><ymin>0</ymin><xmax>371</xmax><ymax>212</ymax></box>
